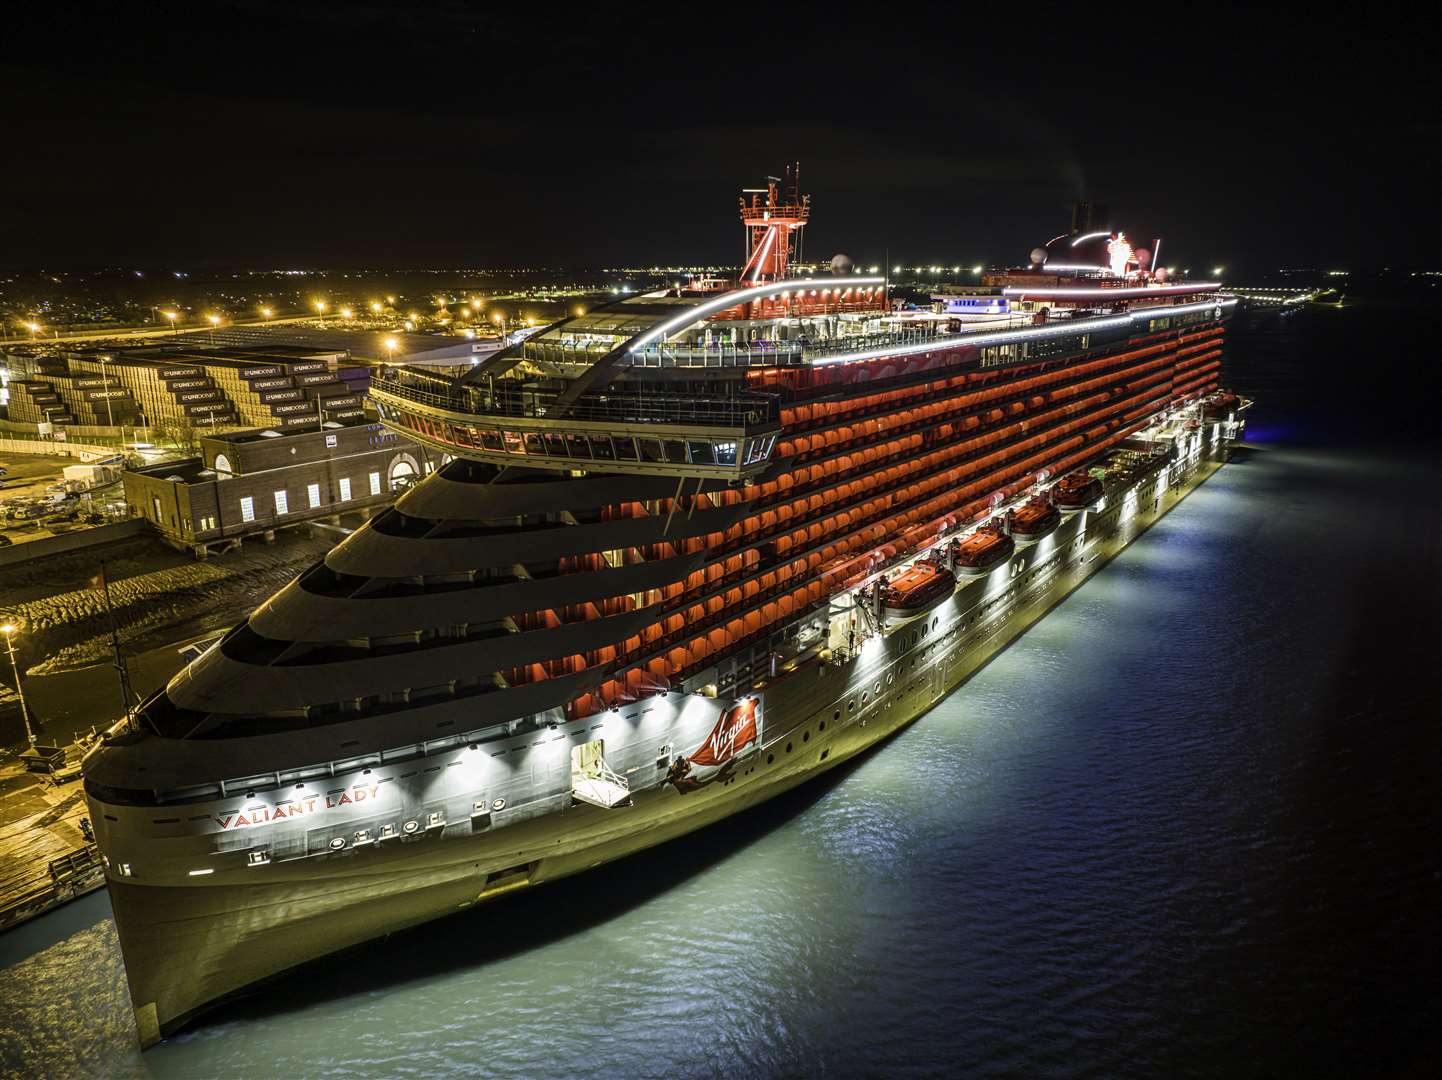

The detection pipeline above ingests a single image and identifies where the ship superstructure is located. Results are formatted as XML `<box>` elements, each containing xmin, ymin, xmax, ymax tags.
<box><xmin>84</xmin><ymin>172</ymin><xmax>1248</xmax><ymax>1046</ymax></box>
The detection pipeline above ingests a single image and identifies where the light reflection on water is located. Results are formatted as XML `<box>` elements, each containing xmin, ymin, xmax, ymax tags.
<box><xmin>3</xmin><ymin>309</ymin><xmax>1439</xmax><ymax>1078</ymax></box>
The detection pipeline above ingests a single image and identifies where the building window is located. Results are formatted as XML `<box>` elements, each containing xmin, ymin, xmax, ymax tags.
<box><xmin>239</xmin><ymin>496</ymin><xmax>255</xmax><ymax>523</ymax></box>
<box><xmin>273</xmin><ymin>490</ymin><xmax>288</xmax><ymax>515</ymax></box>
<box><xmin>369</xmin><ymin>471</ymin><xmax>381</xmax><ymax>496</ymax></box>
<box><xmin>307</xmin><ymin>483</ymin><xmax>321</xmax><ymax>509</ymax></box>
<box><xmin>339</xmin><ymin>477</ymin><xmax>351</xmax><ymax>501</ymax></box>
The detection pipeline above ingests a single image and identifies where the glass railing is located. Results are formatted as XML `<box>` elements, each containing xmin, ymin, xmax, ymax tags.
<box><xmin>371</xmin><ymin>367</ymin><xmax>777</xmax><ymax>430</ymax></box>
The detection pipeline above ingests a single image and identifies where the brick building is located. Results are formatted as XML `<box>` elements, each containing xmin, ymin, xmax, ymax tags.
<box><xmin>122</xmin><ymin>421</ymin><xmax>440</xmax><ymax>555</ymax></box>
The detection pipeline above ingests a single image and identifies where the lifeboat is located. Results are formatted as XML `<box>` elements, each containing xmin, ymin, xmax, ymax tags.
<box><xmin>876</xmin><ymin>560</ymin><xmax>955</xmax><ymax>623</ymax></box>
<box><xmin>1202</xmin><ymin>391</ymin><xmax>1240</xmax><ymax>421</ymax></box>
<box><xmin>949</xmin><ymin>526</ymin><xmax>1014</xmax><ymax>577</ymax></box>
<box><xmin>1009</xmin><ymin>496</ymin><xmax>1060</xmax><ymax>543</ymax></box>
<box><xmin>1051</xmin><ymin>471</ymin><xmax>1104</xmax><ymax>511</ymax></box>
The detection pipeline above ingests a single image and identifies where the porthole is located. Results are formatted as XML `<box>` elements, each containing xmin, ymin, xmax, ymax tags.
<box><xmin>873</xmin><ymin>681</ymin><xmax>882</xmax><ymax>694</ymax></box>
<box><xmin>818</xmin><ymin>720</ymin><xmax>826</xmax><ymax>732</ymax></box>
<box><xmin>820</xmin><ymin>749</ymin><xmax>830</xmax><ymax>761</ymax></box>
<box><xmin>887</xmin><ymin>672</ymin><xmax>895</xmax><ymax>685</ymax></box>
<box><xmin>802</xmin><ymin>731</ymin><xmax>810</xmax><ymax>743</ymax></box>
<box><xmin>785</xmin><ymin>741</ymin><xmax>793</xmax><ymax>753</ymax></box>
<box><xmin>847</xmin><ymin>700</ymin><xmax>856</xmax><ymax>713</ymax></box>
<box><xmin>833</xmin><ymin>709</ymin><xmax>841</xmax><ymax>721</ymax></box>
<box><xmin>767</xmin><ymin>753</ymin><xmax>775</xmax><ymax>765</ymax></box>
<box><xmin>862</xmin><ymin>692</ymin><xmax>870</xmax><ymax>704</ymax></box>
<box><xmin>932</xmin><ymin>617</ymin><xmax>939</xmax><ymax>631</ymax></box>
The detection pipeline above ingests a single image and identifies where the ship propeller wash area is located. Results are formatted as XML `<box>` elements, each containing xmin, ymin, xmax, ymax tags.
<box><xmin>80</xmin><ymin>171</ymin><xmax>1251</xmax><ymax>1046</ymax></box>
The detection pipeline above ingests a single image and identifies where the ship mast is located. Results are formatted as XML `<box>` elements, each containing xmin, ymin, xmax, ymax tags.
<box><xmin>739</xmin><ymin>163</ymin><xmax>809</xmax><ymax>283</ymax></box>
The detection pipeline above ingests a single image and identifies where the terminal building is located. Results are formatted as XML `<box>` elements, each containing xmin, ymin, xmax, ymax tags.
<box><xmin>122</xmin><ymin>421</ymin><xmax>442</xmax><ymax>556</ymax></box>
<box><xmin>2</xmin><ymin>345</ymin><xmax>369</xmax><ymax>431</ymax></box>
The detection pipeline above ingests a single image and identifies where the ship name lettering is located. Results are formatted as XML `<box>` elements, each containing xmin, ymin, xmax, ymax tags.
<box><xmin>212</xmin><ymin>785</ymin><xmax>380</xmax><ymax>830</ymax></box>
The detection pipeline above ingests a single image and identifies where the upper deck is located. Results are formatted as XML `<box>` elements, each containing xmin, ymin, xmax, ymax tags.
<box><xmin>369</xmin><ymin>277</ymin><xmax>1232</xmax><ymax>480</ymax></box>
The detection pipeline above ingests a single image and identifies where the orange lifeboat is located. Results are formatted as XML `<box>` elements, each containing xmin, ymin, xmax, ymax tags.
<box><xmin>1010</xmin><ymin>496</ymin><xmax>1060</xmax><ymax>543</ymax></box>
<box><xmin>875</xmin><ymin>560</ymin><xmax>955</xmax><ymax>623</ymax></box>
<box><xmin>1052</xmin><ymin>471</ymin><xmax>1104</xmax><ymax>511</ymax></box>
<box><xmin>949</xmin><ymin>525</ymin><xmax>1014</xmax><ymax>577</ymax></box>
<box><xmin>1202</xmin><ymin>391</ymin><xmax>1240</xmax><ymax>421</ymax></box>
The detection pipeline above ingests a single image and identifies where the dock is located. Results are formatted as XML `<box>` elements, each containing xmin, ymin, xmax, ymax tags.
<box><xmin>0</xmin><ymin>743</ymin><xmax>105</xmax><ymax>932</ymax></box>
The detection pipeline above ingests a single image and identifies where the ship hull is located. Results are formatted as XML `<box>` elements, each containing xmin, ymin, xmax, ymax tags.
<box><xmin>94</xmin><ymin>437</ymin><xmax>1232</xmax><ymax>1045</ymax></box>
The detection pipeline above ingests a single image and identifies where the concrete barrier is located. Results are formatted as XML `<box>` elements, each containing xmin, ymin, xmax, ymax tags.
<box><xmin>0</xmin><ymin>518</ymin><xmax>149</xmax><ymax>568</ymax></box>
<box><xmin>0</xmin><ymin>437</ymin><xmax>122</xmax><ymax>462</ymax></box>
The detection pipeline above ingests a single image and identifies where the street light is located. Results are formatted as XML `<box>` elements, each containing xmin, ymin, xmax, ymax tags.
<box><xmin>206</xmin><ymin>314</ymin><xmax>221</xmax><ymax>344</ymax></box>
<box><xmin>25</xmin><ymin>321</ymin><xmax>40</xmax><ymax>340</ymax></box>
<box><xmin>369</xmin><ymin>301</ymin><xmax>383</xmax><ymax>314</ymax></box>
<box><xmin>162</xmin><ymin>311</ymin><xmax>178</xmax><ymax>335</ymax></box>
<box><xmin>314</xmin><ymin>300</ymin><xmax>327</xmax><ymax>324</ymax></box>
<box><xmin>340</xmin><ymin>307</ymin><xmax>354</xmax><ymax>320</ymax></box>
<box><xmin>98</xmin><ymin>354</ymin><xmax>117</xmax><ymax>430</ymax></box>
<box><xmin>383</xmin><ymin>337</ymin><xmax>398</xmax><ymax>365</ymax></box>
<box><xmin>0</xmin><ymin>623</ymin><xmax>36</xmax><ymax>748</ymax></box>
<box><xmin>260</xmin><ymin>306</ymin><xmax>274</xmax><ymax>320</ymax></box>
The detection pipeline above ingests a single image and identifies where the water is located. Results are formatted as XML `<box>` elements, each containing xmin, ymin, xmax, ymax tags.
<box><xmin>4</xmin><ymin>304</ymin><xmax>1440</xmax><ymax>1078</ymax></box>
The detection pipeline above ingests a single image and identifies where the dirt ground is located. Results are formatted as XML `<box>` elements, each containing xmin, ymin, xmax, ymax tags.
<box><xmin>0</xmin><ymin>528</ymin><xmax>332</xmax><ymax>678</ymax></box>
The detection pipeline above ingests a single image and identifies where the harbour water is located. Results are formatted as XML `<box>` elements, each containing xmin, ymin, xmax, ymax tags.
<box><xmin>2</xmin><ymin>302</ymin><xmax>1439</xmax><ymax>1078</ymax></box>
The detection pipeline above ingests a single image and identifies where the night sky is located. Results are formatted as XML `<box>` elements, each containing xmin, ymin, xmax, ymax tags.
<box><xmin>3</xmin><ymin>2</ymin><xmax>1435</xmax><ymax>272</ymax></box>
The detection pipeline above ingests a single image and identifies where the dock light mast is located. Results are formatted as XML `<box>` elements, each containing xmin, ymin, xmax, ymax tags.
<box><xmin>739</xmin><ymin>162</ymin><xmax>809</xmax><ymax>283</ymax></box>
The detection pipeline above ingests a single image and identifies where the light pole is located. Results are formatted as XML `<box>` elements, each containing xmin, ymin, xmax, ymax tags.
<box><xmin>314</xmin><ymin>300</ymin><xmax>327</xmax><ymax>325</ymax></box>
<box><xmin>207</xmin><ymin>314</ymin><xmax>221</xmax><ymax>345</ymax></box>
<box><xmin>98</xmin><ymin>354</ymin><xmax>117</xmax><ymax>430</ymax></box>
<box><xmin>383</xmin><ymin>337</ymin><xmax>398</xmax><ymax>366</ymax></box>
<box><xmin>163</xmin><ymin>311</ymin><xmax>178</xmax><ymax>336</ymax></box>
<box><xmin>1</xmin><ymin>623</ymin><xmax>36</xmax><ymax>748</ymax></box>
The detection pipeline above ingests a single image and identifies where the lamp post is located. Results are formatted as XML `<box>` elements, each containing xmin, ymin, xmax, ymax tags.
<box><xmin>98</xmin><ymin>354</ymin><xmax>117</xmax><ymax>430</ymax></box>
<box><xmin>206</xmin><ymin>314</ymin><xmax>221</xmax><ymax>345</ymax></box>
<box><xmin>314</xmin><ymin>300</ymin><xmax>327</xmax><ymax>325</ymax></box>
<box><xmin>1</xmin><ymin>623</ymin><xmax>36</xmax><ymax>748</ymax></box>
<box><xmin>163</xmin><ymin>311</ymin><xmax>178</xmax><ymax>335</ymax></box>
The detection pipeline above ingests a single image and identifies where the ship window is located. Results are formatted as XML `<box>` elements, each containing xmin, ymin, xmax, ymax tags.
<box><xmin>785</xmin><ymin>742</ymin><xmax>793</xmax><ymax>753</ymax></box>
<box><xmin>117</xmin><ymin>863</ymin><xmax>133</xmax><ymax>877</ymax></box>
<box><xmin>847</xmin><ymin>699</ymin><xmax>855</xmax><ymax>712</ymax></box>
<box><xmin>832</xmin><ymin>709</ymin><xmax>840</xmax><ymax>721</ymax></box>
<box><xmin>239</xmin><ymin>495</ymin><xmax>255</xmax><ymax>522</ymax></box>
<box><xmin>767</xmin><ymin>754</ymin><xmax>774</xmax><ymax>765</ymax></box>
<box><xmin>862</xmin><ymin>692</ymin><xmax>869</xmax><ymax>704</ymax></box>
<box><xmin>818</xmin><ymin>720</ymin><xmax>826</xmax><ymax>732</ymax></box>
<box><xmin>339</xmin><ymin>477</ymin><xmax>352</xmax><ymax>501</ymax></box>
<box><xmin>873</xmin><ymin>681</ymin><xmax>881</xmax><ymax>694</ymax></box>
<box><xmin>802</xmin><ymin>731</ymin><xmax>810</xmax><ymax>742</ymax></box>
<box><xmin>688</xmin><ymin>441</ymin><xmax>714</xmax><ymax>466</ymax></box>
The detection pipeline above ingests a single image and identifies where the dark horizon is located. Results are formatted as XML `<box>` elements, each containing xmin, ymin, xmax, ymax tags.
<box><xmin>3</xmin><ymin>3</ymin><xmax>1435</xmax><ymax>272</ymax></box>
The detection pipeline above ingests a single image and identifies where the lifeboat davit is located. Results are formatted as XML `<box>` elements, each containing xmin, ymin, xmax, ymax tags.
<box><xmin>1010</xmin><ymin>496</ymin><xmax>1060</xmax><ymax>543</ymax></box>
<box><xmin>877</xmin><ymin>560</ymin><xmax>955</xmax><ymax>623</ymax></box>
<box><xmin>950</xmin><ymin>526</ymin><xmax>1014</xmax><ymax>576</ymax></box>
<box><xmin>1051</xmin><ymin>471</ymin><xmax>1104</xmax><ymax>511</ymax></box>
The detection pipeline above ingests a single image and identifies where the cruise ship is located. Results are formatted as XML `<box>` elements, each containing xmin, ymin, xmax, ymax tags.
<box><xmin>83</xmin><ymin>168</ymin><xmax>1249</xmax><ymax>1046</ymax></box>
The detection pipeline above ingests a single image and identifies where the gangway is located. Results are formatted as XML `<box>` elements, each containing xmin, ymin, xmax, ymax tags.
<box><xmin>571</xmin><ymin>740</ymin><xmax>632</xmax><ymax>809</ymax></box>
